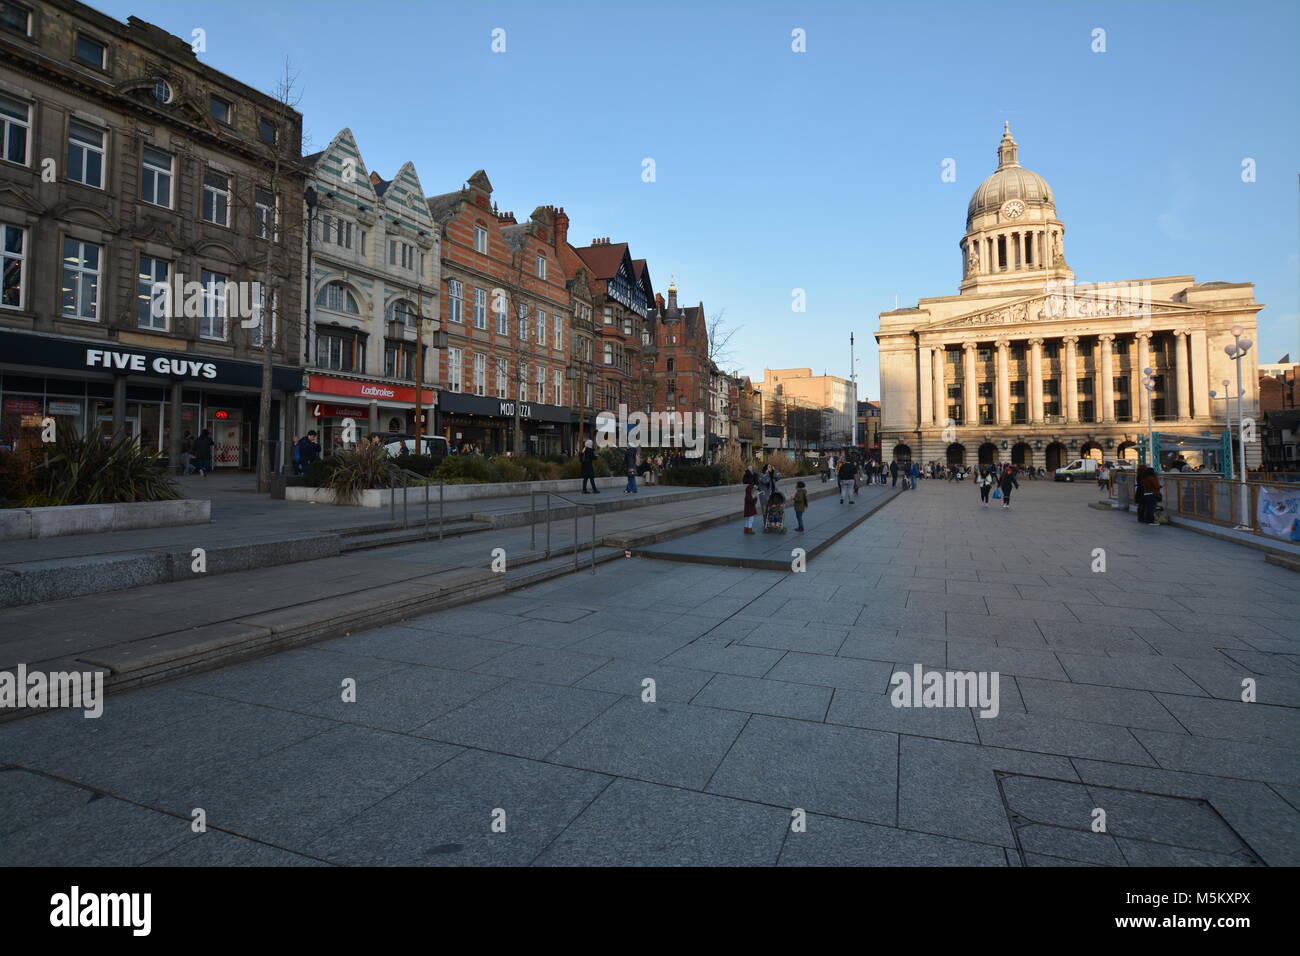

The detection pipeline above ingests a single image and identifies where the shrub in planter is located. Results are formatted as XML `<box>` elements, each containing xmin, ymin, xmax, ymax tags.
<box><xmin>434</xmin><ymin>455</ymin><xmax>493</xmax><ymax>484</ymax></box>
<box><xmin>305</xmin><ymin>457</ymin><xmax>339</xmax><ymax>486</ymax></box>
<box><xmin>33</xmin><ymin>428</ymin><xmax>179</xmax><ymax>505</ymax></box>
<box><xmin>518</xmin><ymin>457</ymin><xmax>562</xmax><ymax>481</ymax></box>
<box><xmin>399</xmin><ymin>453</ymin><xmax>444</xmax><ymax>477</ymax></box>
<box><xmin>323</xmin><ymin>443</ymin><xmax>398</xmax><ymax>505</ymax></box>
<box><xmin>597</xmin><ymin>446</ymin><xmax>626</xmax><ymax>475</ymax></box>
<box><xmin>0</xmin><ymin>449</ymin><xmax>36</xmax><ymax>508</ymax></box>
<box><xmin>493</xmin><ymin>459</ymin><xmax>526</xmax><ymax>482</ymax></box>
<box><xmin>659</xmin><ymin>464</ymin><xmax>725</xmax><ymax>487</ymax></box>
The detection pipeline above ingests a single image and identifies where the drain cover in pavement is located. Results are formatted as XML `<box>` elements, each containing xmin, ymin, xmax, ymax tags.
<box><xmin>995</xmin><ymin>771</ymin><xmax>1264</xmax><ymax>867</ymax></box>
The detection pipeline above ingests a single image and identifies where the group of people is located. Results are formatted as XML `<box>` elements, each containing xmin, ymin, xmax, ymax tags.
<box><xmin>578</xmin><ymin>442</ymin><xmax>666</xmax><ymax>495</ymax></box>
<box><xmin>743</xmin><ymin>463</ymin><xmax>808</xmax><ymax>533</ymax></box>
<box><xmin>290</xmin><ymin>431</ymin><xmax>321</xmax><ymax>476</ymax></box>
<box><xmin>177</xmin><ymin>430</ymin><xmax>215</xmax><ymax>475</ymax></box>
<box><xmin>974</xmin><ymin>464</ymin><xmax>1020</xmax><ymax>509</ymax></box>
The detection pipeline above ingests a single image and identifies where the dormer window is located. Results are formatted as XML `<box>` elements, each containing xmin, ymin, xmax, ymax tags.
<box><xmin>151</xmin><ymin>78</ymin><xmax>174</xmax><ymax>105</ymax></box>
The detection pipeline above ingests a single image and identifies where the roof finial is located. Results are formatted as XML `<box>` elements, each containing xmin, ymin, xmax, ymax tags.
<box><xmin>668</xmin><ymin>274</ymin><xmax>677</xmax><ymax>292</ymax></box>
<box><xmin>997</xmin><ymin>122</ymin><xmax>1019</xmax><ymax>168</ymax></box>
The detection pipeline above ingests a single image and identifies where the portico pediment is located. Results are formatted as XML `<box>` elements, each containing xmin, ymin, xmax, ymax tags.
<box><xmin>924</xmin><ymin>289</ymin><xmax>1199</xmax><ymax>333</ymax></box>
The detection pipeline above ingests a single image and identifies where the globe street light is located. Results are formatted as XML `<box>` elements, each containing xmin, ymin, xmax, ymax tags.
<box><xmin>1140</xmin><ymin>367</ymin><xmax>1156</xmax><ymax>471</ymax></box>
<box><xmin>1209</xmin><ymin>378</ymin><xmax>1243</xmax><ymax>475</ymax></box>
<box><xmin>1224</xmin><ymin>326</ymin><xmax>1253</xmax><ymax>529</ymax></box>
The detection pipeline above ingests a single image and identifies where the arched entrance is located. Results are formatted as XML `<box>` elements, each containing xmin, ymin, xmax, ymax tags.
<box><xmin>946</xmin><ymin>443</ymin><xmax>966</xmax><ymax>466</ymax></box>
<box><xmin>977</xmin><ymin>441</ymin><xmax>998</xmax><ymax>466</ymax></box>
<box><xmin>1045</xmin><ymin>442</ymin><xmax>1067</xmax><ymax>471</ymax></box>
<box><xmin>892</xmin><ymin>443</ymin><xmax>912</xmax><ymax>466</ymax></box>
<box><xmin>1117</xmin><ymin>440</ymin><xmax>1137</xmax><ymax>462</ymax></box>
<box><xmin>1011</xmin><ymin>442</ymin><xmax>1032</xmax><ymax>466</ymax></box>
<box><xmin>1080</xmin><ymin>441</ymin><xmax>1102</xmax><ymax>461</ymax></box>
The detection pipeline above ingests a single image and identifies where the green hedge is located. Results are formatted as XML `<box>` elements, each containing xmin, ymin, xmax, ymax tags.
<box><xmin>659</xmin><ymin>464</ymin><xmax>726</xmax><ymax>487</ymax></box>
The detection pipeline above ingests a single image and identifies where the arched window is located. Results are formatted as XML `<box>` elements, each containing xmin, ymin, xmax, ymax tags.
<box><xmin>386</xmin><ymin>299</ymin><xmax>417</xmax><ymax>327</ymax></box>
<box><xmin>317</xmin><ymin>281</ymin><xmax>359</xmax><ymax>314</ymax></box>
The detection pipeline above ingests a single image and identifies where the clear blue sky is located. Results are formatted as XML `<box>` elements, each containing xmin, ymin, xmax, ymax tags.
<box><xmin>95</xmin><ymin>0</ymin><xmax>1300</xmax><ymax>395</ymax></box>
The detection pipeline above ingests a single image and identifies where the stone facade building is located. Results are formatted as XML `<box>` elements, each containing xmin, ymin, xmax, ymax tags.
<box><xmin>876</xmin><ymin>124</ymin><xmax>1263</xmax><ymax>472</ymax></box>
<box><xmin>0</xmin><ymin>0</ymin><xmax>304</xmax><ymax>469</ymax></box>
<box><xmin>299</xmin><ymin>128</ymin><xmax>438</xmax><ymax>454</ymax></box>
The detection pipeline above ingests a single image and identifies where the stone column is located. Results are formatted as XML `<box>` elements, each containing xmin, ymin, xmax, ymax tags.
<box><xmin>1063</xmin><ymin>336</ymin><xmax>1079</xmax><ymax>423</ymax></box>
<box><xmin>1174</xmin><ymin>330</ymin><xmax>1190</xmax><ymax>420</ymax></box>
<box><xmin>168</xmin><ymin>380</ymin><xmax>183</xmax><ymax>473</ymax></box>
<box><xmin>1099</xmin><ymin>334</ymin><xmax>1115</xmax><ymax>422</ymax></box>
<box><xmin>996</xmin><ymin>339</ymin><xmax>1010</xmax><ymax>425</ymax></box>
<box><xmin>112</xmin><ymin>375</ymin><xmax>127</xmax><ymax>438</ymax></box>
<box><xmin>1028</xmin><ymin>338</ymin><xmax>1044</xmax><ymax>423</ymax></box>
<box><xmin>1133</xmin><ymin>332</ymin><xmax>1152</xmax><ymax>424</ymax></box>
<box><xmin>918</xmin><ymin>345</ymin><xmax>933</xmax><ymax>426</ymax></box>
<box><xmin>962</xmin><ymin>342</ymin><xmax>977</xmax><ymax>425</ymax></box>
<box><xmin>1190</xmin><ymin>328</ymin><xmax>1209</xmax><ymax>418</ymax></box>
<box><xmin>933</xmin><ymin>347</ymin><xmax>946</xmax><ymax>424</ymax></box>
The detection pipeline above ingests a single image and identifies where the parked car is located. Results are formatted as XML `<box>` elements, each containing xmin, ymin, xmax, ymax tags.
<box><xmin>383</xmin><ymin>435</ymin><xmax>448</xmax><ymax>457</ymax></box>
<box><xmin>1054</xmin><ymin>457</ymin><xmax>1099</xmax><ymax>482</ymax></box>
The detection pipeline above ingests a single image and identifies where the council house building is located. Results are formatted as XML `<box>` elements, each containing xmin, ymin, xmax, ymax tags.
<box><xmin>876</xmin><ymin>124</ymin><xmax>1263</xmax><ymax>473</ymax></box>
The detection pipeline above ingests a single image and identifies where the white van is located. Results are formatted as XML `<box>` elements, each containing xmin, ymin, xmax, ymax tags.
<box><xmin>384</xmin><ymin>435</ymin><xmax>449</xmax><ymax>457</ymax></box>
<box><xmin>1054</xmin><ymin>458</ymin><xmax>1099</xmax><ymax>482</ymax></box>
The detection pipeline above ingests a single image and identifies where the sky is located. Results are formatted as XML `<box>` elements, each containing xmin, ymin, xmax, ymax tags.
<box><xmin>92</xmin><ymin>0</ymin><xmax>1300</xmax><ymax>396</ymax></box>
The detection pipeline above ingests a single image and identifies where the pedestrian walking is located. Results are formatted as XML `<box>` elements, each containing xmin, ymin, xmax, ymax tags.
<box><xmin>837</xmin><ymin>458</ymin><xmax>858</xmax><ymax>503</ymax></box>
<box><xmin>624</xmin><ymin>445</ymin><xmax>638</xmax><ymax>494</ymax></box>
<box><xmin>978</xmin><ymin>467</ymin><xmax>993</xmax><ymax>505</ymax></box>
<box><xmin>889</xmin><ymin>459</ymin><xmax>898</xmax><ymax>487</ymax></box>
<box><xmin>743</xmin><ymin>480</ymin><xmax>758</xmax><ymax>534</ymax></box>
<box><xmin>908</xmin><ymin>461</ymin><xmax>920</xmax><ymax>490</ymax></box>
<box><xmin>998</xmin><ymin>464</ymin><xmax>1018</xmax><ymax>509</ymax></box>
<box><xmin>793</xmin><ymin>480</ymin><xmax>809</xmax><ymax>532</ymax></box>
<box><xmin>180</xmin><ymin>431</ymin><xmax>195</xmax><ymax>475</ymax></box>
<box><xmin>1137</xmin><ymin>466</ymin><xmax>1161</xmax><ymax>525</ymax></box>
<box><xmin>758</xmin><ymin>463</ymin><xmax>779</xmax><ymax>514</ymax></box>
<box><xmin>192</xmin><ymin>429</ymin><xmax>215</xmax><ymax>475</ymax></box>
<box><xmin>580</xmin><ymin>439</ymin><xmax>598</xmax><ymax>494</ymax></box>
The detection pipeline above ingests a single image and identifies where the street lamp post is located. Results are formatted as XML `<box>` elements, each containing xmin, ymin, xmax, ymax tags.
<box><xmin>409</xmin><ymin>292</ymin><xmax>447</xmax><ymax>451</ymax></box>
<box><xmin>1140</xmin><ymin>367</ymin><xmax>1156</xmax><ymax>471</ymax></box>
<box><xmin>1224</xmin><ymin>326</ymin><xmax>1253</xmax><ymax>529</ymax></box>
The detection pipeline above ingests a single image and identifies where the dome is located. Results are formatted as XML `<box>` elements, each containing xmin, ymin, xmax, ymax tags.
<box><xmin>966</xmin><ymin>123</ymin><xmax>1055</xmax><ymax>223</ymax></box>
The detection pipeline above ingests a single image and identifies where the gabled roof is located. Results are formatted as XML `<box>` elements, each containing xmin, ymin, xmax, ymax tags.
<box><xmin>574</xmin><ymin>241</ymin><xmax>631</xmax><ymax>280</ymax></box>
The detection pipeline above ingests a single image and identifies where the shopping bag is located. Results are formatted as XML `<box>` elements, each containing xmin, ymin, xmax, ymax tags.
<box><xmin>992</xmin><ymin>488</ymin><xmax>1002</xmax><ymax>499</ymax></box>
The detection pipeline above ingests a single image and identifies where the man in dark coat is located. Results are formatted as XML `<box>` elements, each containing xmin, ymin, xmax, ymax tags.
<box><xmin>580</xmin><ymin>439</ymin><xmax>598</xmax><ymax>494</ymax></box>
<box><xmin>191</xmin><ymin>429</ymin><xmax>215</xmax><ymax>476</ymax></box>
<box><xmin>296</xmin><ymin>431</ymin><xmax>321</xmax><ymax>473</ymax></box>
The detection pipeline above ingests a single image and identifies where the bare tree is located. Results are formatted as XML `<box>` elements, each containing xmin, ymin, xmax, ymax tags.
<box><xmin>249</xmin><ymin>62</ymin><xmax>306</xmax><ymax>493</ymax></box>
<box><xmin>707</xmin><ymin>308</ymin><xmax>742</xmax><ymax>367</ymax></box>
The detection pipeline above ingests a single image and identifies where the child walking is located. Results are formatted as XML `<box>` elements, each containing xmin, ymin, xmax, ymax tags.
<box><xmin>793</xmin><ymin>481</ymin><xmax>809</xmax><ymax>532</ymax></box>
<box><xmin>743</xmin><ymin>481</ymin><xmax>758</xmax><ymax>534</ymax></box>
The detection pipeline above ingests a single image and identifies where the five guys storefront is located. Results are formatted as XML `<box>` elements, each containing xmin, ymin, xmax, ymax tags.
<box><xmin>0</xmin><ymin>330</ymin><xmax>303</xmax><ymax>471</ymax></box>
<box><xmin>436</xmin><ymin>391</ymin><xmax>570</xmax><ymax>455</ymax></box>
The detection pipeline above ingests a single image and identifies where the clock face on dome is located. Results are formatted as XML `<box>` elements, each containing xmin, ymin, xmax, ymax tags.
<box><xmin>1002</xmin><ymin>200</ymin><xmax>1025</xmax><ymax>219</ymax></box>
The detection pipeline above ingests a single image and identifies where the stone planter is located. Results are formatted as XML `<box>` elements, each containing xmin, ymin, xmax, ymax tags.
<box><xmin>0</xmin><ymin>499</ymin><xmax>211</xmax><ymax>539</ymax></box>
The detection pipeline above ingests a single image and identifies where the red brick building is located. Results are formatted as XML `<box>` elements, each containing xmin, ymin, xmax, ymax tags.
<box><xmin>571</xmin><ymin>239</ymin><xmax>655</xmax><ymax>417</ymax></box>
<box><xmin>426</xmin><ymin>172</ymin><xmax>574</xmax><ymax>455</ymax></box>
<box><xmin>647</xmin><ymin>278</ymin><xmax>711</xmax><ymax>446</ymax></box>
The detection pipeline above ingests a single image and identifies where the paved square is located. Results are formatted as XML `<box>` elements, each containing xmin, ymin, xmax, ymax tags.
<box><xmin>2</xmin><ymin>481</ymin><xmax>1296</xmax><ymax>865</ymax></box>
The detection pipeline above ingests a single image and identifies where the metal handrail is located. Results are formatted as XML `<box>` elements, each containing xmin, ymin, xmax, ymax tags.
<box><xmin>385</xmin><ymin>465</ymin><xmax>446</xmax><ymax>540</ymax></box>
<box><xmin>529</xmin><ymin>489</ymin><xmax>597</xmax><ymax>573</ymax></box>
